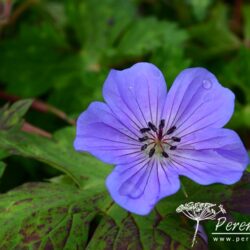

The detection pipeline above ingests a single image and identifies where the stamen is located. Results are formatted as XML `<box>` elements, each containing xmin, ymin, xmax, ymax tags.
<box><xmin>158</xmin><ymin>119</ymin><xmax>165</xmax><ymax>139</ymax></box>
<box><xmin>170</xmin><ymin>145</ymin><xmax>177</xmax><ymax>150</ymax></box>
<box><xmin>140</xmin><ymin>128</ymin><xmax>151</xmax><ymax>133</ymax></box>
<box><xmin>149</xmin><ymin>148</ymin><xmax>155</xmax><ymax>157</ymax></box>
<box><xmin>166</xmin><ymin>126</ymin><xmax>176</xmax><ymax>135</ymax></box>
<box><xmin>159</xmin><ymin>119</ymin><xmax>165</xmax><ymax>129</ymax></box>
<box><xmin>139</xmin><ymin>136</ymin><xmax>148</xmax><ymax>142</ymax></box>
<box><xmin>162</xmin><ymin>151</ymin><xmax>169</xmax><ymax>158</ymax></box>
<box><xmin>172</xmin><ymin>136</ymin><xmax>181</xmax><ymax>142</ymax></box>
<box><xmin>141</xmin><ymin>144</ymin><xmax>148</xmax><ymax>151</ymax></box>
<box><xmin>148</xmin><ymin>122</ymin><xmax>157</xmax><ymax>132</ymax></box>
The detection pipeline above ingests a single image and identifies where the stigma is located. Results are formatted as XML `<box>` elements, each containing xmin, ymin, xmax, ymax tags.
<box><xmin>139</xmin><ymin>119</ymin><xmax>181</xmax><ymax>159</ymax></box>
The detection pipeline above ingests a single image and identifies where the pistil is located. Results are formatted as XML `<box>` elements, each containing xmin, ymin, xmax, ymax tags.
<box><xmin>138</xmin><ymin>120</ymin><xmax>180</xmax><ymax>158</ymax></box>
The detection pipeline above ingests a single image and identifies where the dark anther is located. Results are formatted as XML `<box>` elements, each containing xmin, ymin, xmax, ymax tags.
<box><xmin>162</xmin><ymin>151</ymin><xmax>169</xmax><ymax>158</ymax></box>
<box><xmin>139</xmin><ymin>136</ymin><xmax>148</xmax><ymax>142</ymax></box>
<box><xmin>172</xmin><ymin>136</ymin><xmax>181</xmax><ymax>142</ymax></box>
<box><xmin>166</xmin><ymin>126</ymin><xmax>176</xmax><ymax>135</ymax></box>
<box><xmin>140</xmin><ymin>128</ymin><xmax>151</xmax><ymax>133</ymax></box>
<box><xmin>170</xmin><ymin>145</ymin><xmax>177</xmax><ymax>150</ymax></box>
<box><xmin>159</xmin><ymin>119</ymin><xmax>165</xmax><ymax>129</ymax></box>
<box><xmin>148</xmin><ymin>122</ymin><xmax>157</xmax><ymax>132</ymax></box>
<box><xmin>149</xmin><ymin>148</ymin><xmax>155</xmax><ymax>157</ymax></box>
<box><xmin>141</xmin><ymin>144</ymin><xmax>148</xmax><ymax>151</ymax></box>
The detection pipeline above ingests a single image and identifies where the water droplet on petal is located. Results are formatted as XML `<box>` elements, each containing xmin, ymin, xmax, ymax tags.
<box><xmin>202</xmin><ymin>79</ymin><xmax>212</xmax><ymax>89</ymax></box>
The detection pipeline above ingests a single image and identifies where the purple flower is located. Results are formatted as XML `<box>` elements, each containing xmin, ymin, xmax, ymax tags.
<box><xmin>74</xmin><ymin>63</ymin><xmax>249</xmax><ymax>215</ymax></box>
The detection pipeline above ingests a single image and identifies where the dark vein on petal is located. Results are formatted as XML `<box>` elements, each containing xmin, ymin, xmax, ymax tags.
<box><xmin>108</xmin><ymin>105</ymin><xmax>142</xmax><ymax>135</ymax></box>
<box><xmin>170</xmin><ymin>158</ymin><xmax>206</xmax><ymax>177</ymax></box>
<box><xmin>122</xmin><ymin>159</ymin><xmax>152</xmax><ymax>193</ymax></box>
<box><xmin>87</xmin><ymin>146</ymin><xmax>140</xmax><ymax>151</ymax></box>
<box><xmin>170</xmin><ymin>85</ymin><xmax>203</xmax><ymax>130</ymax></box>
<box><xmin>174</xmin><ymin>100</ymin><xmax>210</xmax><ymax>134</ymax></box>
<box><xmin>134</xmin><ymin>91</ymin><xmax>149</xmax><ymax>128</ymax></box>
<box><xmin>175</xmin><ymin>120</ymin><xmax>219</xmax><ymax>139</ymax></box>
<box><xmin>165</xmin><ymin>95</ymin><xmax>175</xmax><ymax>132</ymax></box>
<box><xmin>179</xmin><ymin>135</ymin><xmax>225</xmax><ymax>147</ymax></box>
<box><xmin>118</xmin><ymin>88</ymin><xmax>146</xmax><ymax>128</ymax></box>
<box><xmin>170</xmin><ymin>157</ymin><xmax>225</xmax><ymax>178</ymax></box>
<box><xmin>165</xmin><ymin>78</ymin><xmax>193</xmax><ymax>130</ymax></box>
<box><xmin>89</xmin><ymin>121</ymin><xmax>140</xmax><ymax>142</ymax></box>
<box><xmin>119</xmin><ymin>154</ymin><xmax>147</xmax><ymax>166</ymax></box>
<box><xmin>147</xmin><ymin>81</ymin><xmax>153</xmax><ymax>124</ymax></box>
<box><xmin>103</xmin><ymin>105</ymin><xmax>140</xmax><ymax>138</ymax></box>
<box><xmin>159</xmin><ymin>159</ymin><xmax>170</xmax><ymax>185</ymax></box>
<box><xmin>170</xmin><ymin>152</ymin><xmax>216</xmax><ymax>165</ymax></box>
<box><xmin>120</xmin><ymin>157</ymin><xmax>150</xmax><ymax>175</ymax></box>
<box><xmin>156</xmin><ymin>158</ymin><xmax>160</xmax><ymax>195</ymax></box>
<box><xmin>81</xmin><ymin>135</ymin><xmax>140</xmax><ymax>146</ymax></box>
<box><xmin>141</xmin><ymin>158</ymin><xmax>155</xmax><ymax>197</ymax></box>
<box><xmin>155</xmin><ymin>87</ymin><xmax>159</xmax><ymax>126</ymax></box>
<box><xmin>116</xmin><ymin>150</ymin><xmax>143</xmax><ymax>158</ymax></box>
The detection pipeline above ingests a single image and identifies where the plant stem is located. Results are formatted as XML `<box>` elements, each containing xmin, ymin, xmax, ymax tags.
<box><xmin>22</xmin><ymin>122</ymin><xmax>52</xmax><ymax>138</ymax></box>
<box><xmin>181</xmin><ymin>181</ymin><xmax>188</xmax><ymax>198</ymax></box>
<box><xmin>0</xmin><ymin>91</ymin><xmax>75</xmax><ymax>125</ymax></box>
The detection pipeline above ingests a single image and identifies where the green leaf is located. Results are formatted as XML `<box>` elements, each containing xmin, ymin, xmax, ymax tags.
<box><xmin>47</xmin><ymin>70</ymin><xmax>107</xmax><ymax>116</ymax></box>
<box><xmin>218</xmin><ymin>47</ymin><xmax>250</xmax><ymax>129</ymax></box>
<box><xmin>0</xmin><ymin>178</ymin><xmax>207</xmax><ymax>249</ymax></box>
<box><xmin>0</xmin><ymin>126</ymin><xmax>248</xmax><ymax>249</ymax></box>
<box><xmin>188</xmin><ymin>0</ymin><xmax>213</xmax><ymax>21</ymax></box>
<box><xmin>189</xmin><ymin>3</ymin><xmax>241</xmax><ymax>60</ymax></box>
<box><xmin>0</xmin><ymin>99</ymin><xmax>33</xmax><ymax>130</ymax></box>
<box><xmin>243</xmin><ymin>4</ymin><xmax>250</xmax><ymax>43</ymax></box>
<box><xmin>0</xmin><ymin>161</ymin><xmax>6</xmax><ymax>178</ymax></box>
<box><xmin>116</xmin><ymin>17</ymin><xmax>188</xmax><ymax>58</ymax></box>
<box><xmin>0</xmin><ymin>21</ymin><xmax>77</xmax><ymax>97</ymax></box>
<box><xmin>0</xmin><ymin>182</ymin><xmax>111</xmax><ymax>249</ymax></box>
<box><xmin>0</xmin><ymin>172</ymin><xmax>247</xmax><ymax>249</ymax></box>
<box><xmin>0</xmin><ymin>127</ymin><xmax>111</xmax><ymax>187</ymax></box>
<box><xmin>62</xmin><ymin>0</ymin><xmax>136</xmax><ymax>70</ymax></box>
<box><xmin>0</xmin><ymin>149</ymin><xmax>9</xmax><ymax>160</ymax></box>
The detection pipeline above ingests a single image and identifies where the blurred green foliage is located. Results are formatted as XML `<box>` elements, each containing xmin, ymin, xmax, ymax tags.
<box><xmin>1</xmin><ymin>0</ymin><xmax>250</xmax><ymax>131</ymax></box>
<box><xmin>0</xmin><ymin>0</ymin><xmax>250</xmax><ymax>249</ymax></box>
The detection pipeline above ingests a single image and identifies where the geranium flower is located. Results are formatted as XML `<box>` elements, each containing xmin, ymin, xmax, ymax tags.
<box><xmin>74</xmin><ymin>63</ymin><xmax>248</xmax><ymax>215</ymax></box>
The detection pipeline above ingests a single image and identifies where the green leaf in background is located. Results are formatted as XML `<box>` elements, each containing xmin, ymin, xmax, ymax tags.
<box><xmin>47</xmin><ymin>70</ymin><xmax>108</xmax><ymax>116</ymax></box>
<box><xmin>65</xmin><ymin>0</ymin><xmax>135</xmax><ymax>66</ymax></box>
<box><xmin>0</xmin><ymin>99</ymin><xmax>33</xmax><ymax>130</ymax></box>
<box><xmin>0</xmin><ymin>125</ymin><xmax>249</xmax><ymax>249</ymax></box>
<box><xmin>0</xmin><ymin>1</ymin><xmax>250</xmax><ymax>249</ymax></box>
<box><xmin>219</xmin><ymin>47</ymin><xmax>250</xmax><ymax>130</ymax></box>
<box><xmin>0</xmin><ymin>181</ymin><xmax>112</xmax><ymax>249</ymax></box>
<box><xmin>0</xmin><ymin>179</ymin><xmax>208</xmax><ymax>249</ymax></box>
<box><xmin>0</xmin><ymin>161</ymin><xmax>6</xmax><ymax>178</ymax></box>
<box><xmin>187</xmin><ymin>0</ymin><xmax>213</xmax><ymax>21</ymax></box>
<box><xmin>243</xmin><ymin>4</ymin><xmax>250</xmax><ymax>45</ymax></box>
<box><xmin>0</xmin><ymin>22</ymin><xmax>80</xmax><ymax>97</ymax></box>
<box><xmin>188</xmin><ymin>3</ymin><xmax>241</xmax><ymax>61</ymax></box>
<box><xmin>0</xmin><ymin>127</ymin><xmax>111</xmax><ymax>187</ymax></box>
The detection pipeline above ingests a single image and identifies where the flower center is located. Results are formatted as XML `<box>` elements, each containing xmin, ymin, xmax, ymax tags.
<box><xmin>138</xmin><ymin>119</ymin><xmax>181</xmax><ymax>158</ymax></box>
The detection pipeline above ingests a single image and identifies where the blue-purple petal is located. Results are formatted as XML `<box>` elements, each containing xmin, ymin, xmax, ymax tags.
<box><xmin>106</xmin><ymin>158</ymin><xmax>180</xmax><ymax>215</ymax></box>
<box><xmin>173</xmin><ymin>128</ymin><xmax>249</xmax><ymax>185</ymax></box>
<box><xmin>162</xmin><ymin>68</ymin><xmax>235</xmax><ymax>137</ymax></box>
<box><xmin>74</xmin><ymin>101</ymin><xmax>143</xmax><ymax>164</ymax></box>
<box><xmin>74</xmin><ymin>63</ymin><xmax>248</xmax><ymax>216</ymax></box>
<box><xmin>103</xmin><ymin>62</ymin><xmax>167</xmax><ymax>129</ymax></box>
